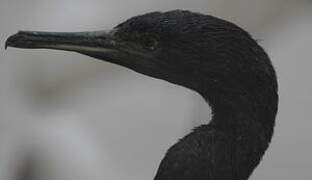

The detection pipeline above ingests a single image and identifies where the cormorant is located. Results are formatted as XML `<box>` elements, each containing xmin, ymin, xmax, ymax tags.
<box><xmin>5</xmin><ymin>10</ymin><xmax>278</xmax><ymax>180</ymax></box>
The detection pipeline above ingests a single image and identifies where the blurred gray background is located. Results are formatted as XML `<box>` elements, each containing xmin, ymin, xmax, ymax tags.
<box><xmin>1</xmin><ymin>0</ymin><xmax>311</xmax><ymax>180</ymax></box>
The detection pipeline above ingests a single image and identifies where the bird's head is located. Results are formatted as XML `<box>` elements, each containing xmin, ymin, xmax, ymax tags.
<box><xmin>5</xmin><ymin>10</ymin><xmax>276</xmax><ymax>100</ymax></box>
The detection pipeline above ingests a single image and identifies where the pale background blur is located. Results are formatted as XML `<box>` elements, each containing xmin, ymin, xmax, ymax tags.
<box><xmin>1</xmin><ymin>0</ymin><xmax>312</xmax><ymax>180</ymax></box>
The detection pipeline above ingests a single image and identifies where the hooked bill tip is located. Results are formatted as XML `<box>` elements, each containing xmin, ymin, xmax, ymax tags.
<box><xmin>5</xmin><ymin>30</ymin><xmax>38</xmax><ymax>50</ymax></box>
<box><xmin>5</xmin><ymin>31</ymin><xmax>22</xmax><ymax>50</ymax></box>
<box><xmin>5</xmin><ymin>34</ymin><xmax>14</xmax><ymax>50</ymax></box>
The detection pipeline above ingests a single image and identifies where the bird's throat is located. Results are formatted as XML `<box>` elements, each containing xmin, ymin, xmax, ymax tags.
<box><xmin>200</xmin><ymin>84</ymin><xmax>277</xmax><ymax>179</ymax></box>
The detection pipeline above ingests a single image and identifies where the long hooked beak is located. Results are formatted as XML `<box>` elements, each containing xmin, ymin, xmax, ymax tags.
<box><xmin>5</xmin><ymin>29</ymin><xmax>158</xmax><ymax>81</ymax></box>
<box><xmin>5</xmin><ymin>30</ymin><xmax>119</xmax><ymax>54</ymax></box>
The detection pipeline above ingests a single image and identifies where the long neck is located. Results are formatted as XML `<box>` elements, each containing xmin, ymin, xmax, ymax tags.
<box><xmin>200</xmin><ymin>74</ymin><xmax>278</xmax><ymax>179</ymax></box>
<box><xmin>206</xmin><ymin>86</ymin><xmax>277</xmax><ymax>139</ymax></box>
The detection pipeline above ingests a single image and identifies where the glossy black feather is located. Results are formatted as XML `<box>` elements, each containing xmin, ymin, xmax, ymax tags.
<box><xmin>114</xmin><ymin>10</ymin><xmax>278</xmax><ymax>180</ymax></box>
<box><xmin>5</xmin><ymin>9</ymin><xmax>278</xmax><ymax>180</ymax></box>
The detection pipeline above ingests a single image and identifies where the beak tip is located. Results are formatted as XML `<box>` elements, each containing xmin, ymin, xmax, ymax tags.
<box><xmin>5</xmin><ymin>31</ymin><xmax>28</xmax><ymax>50</ymax></box>
<box><xmin>5</xmin><ymin>34</ymin><xmax>16</xmax><ymax>50</ymax></box>
<box><xmin>5</xmin><ymin>35</ymin><xmax>13</xmax><ymax>50</ymax></box>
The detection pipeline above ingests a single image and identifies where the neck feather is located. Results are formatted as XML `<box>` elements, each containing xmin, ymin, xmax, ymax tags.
<box><xmin>199</xmin><ymin>77</ymin><xmax>278</xmax><ymax>179</ymax></box>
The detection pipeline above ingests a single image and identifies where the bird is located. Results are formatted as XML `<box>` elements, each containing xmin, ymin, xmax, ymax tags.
<box><xmin>5</xmin><ymin>10</ymin><xmax>278</xmax><ymax>180</ymax></box>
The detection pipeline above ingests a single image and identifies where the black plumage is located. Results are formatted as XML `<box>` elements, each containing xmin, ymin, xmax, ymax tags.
<box><xmin>6</xmin><ymin>10</ymin><xmax>278</xmax><ymax>180</ymax></box>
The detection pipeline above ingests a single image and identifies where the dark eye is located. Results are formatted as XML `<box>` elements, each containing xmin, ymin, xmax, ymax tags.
<box><xmin>142</xmin><ymin>37</ymin><xmax>158</xmax><ymax>50</ymax></box>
